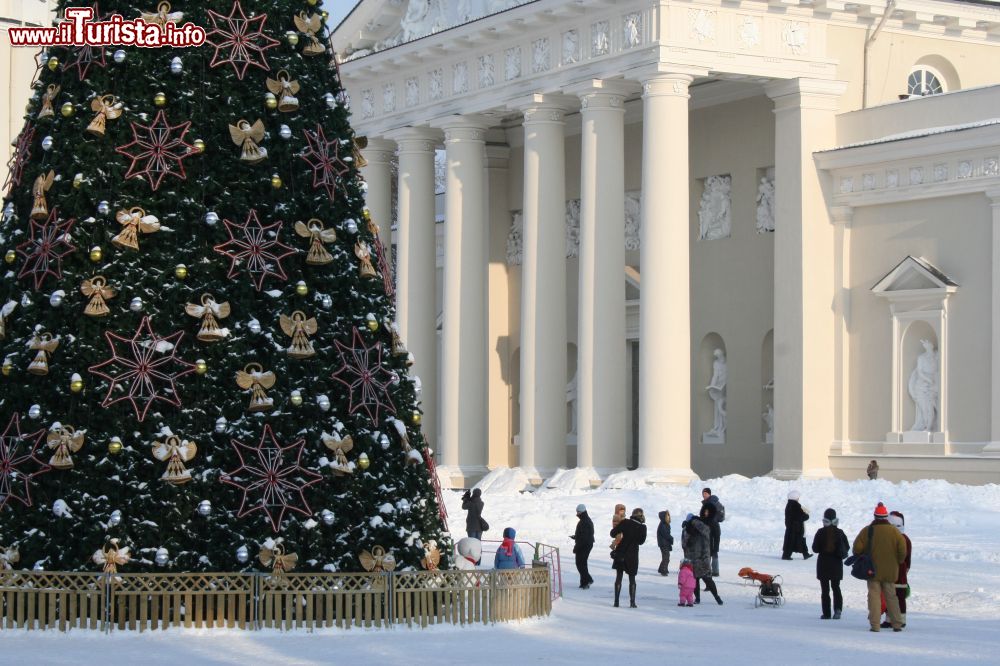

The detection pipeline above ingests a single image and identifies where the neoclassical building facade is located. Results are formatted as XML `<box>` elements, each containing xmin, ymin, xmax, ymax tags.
<box><xmin>333</xmin><ymin>0</ymin><xmax>1000</xmax><ymax>486</ymax></box>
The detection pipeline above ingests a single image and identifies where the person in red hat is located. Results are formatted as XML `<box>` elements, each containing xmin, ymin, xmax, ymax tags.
<box><xmin>882</xmin><ymin>510</ymin><xmax>912</xmax><ymax>628</ymax></box>
<box><xmin>852</xmin><ymin>502</ymin><xmax>908</xmax><ymax>632</ymax></box>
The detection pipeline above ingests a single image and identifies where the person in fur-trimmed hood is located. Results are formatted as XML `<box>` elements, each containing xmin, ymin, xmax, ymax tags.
<box><xmin>852</xmin><ymin>502</ymin><xmax>907</xmax><ymax>632</ymax></box>
<box><xmin>782</xmin><ymin>490</ymin><xmax>812</xmax><ymax>560</ymax></box>
<box><xmin>681</xmin><ymin>513</ymin><xmax>723</xmax><ymax>605</ymax></box>
<box><xmin>812</xmin><ymin>508</ymin><xmax>849</xmax><ymax>619</ymax></box>
<box><xmin>881</xmin><ymin>510</ymin><xmax>912</xmax><ymax>629</ymax></box>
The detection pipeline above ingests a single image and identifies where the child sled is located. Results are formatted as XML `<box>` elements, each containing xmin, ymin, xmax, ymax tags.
<box><xmin>738</xmin><ymin>567</ymin><xmax>784</xmax><ymax>607</ymax></box>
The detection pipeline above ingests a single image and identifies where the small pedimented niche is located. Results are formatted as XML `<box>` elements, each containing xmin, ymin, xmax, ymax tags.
<box><xmin>872</xmin><ymin>256</ymin><xmax>957</xmax><ymax>450</ymax></box>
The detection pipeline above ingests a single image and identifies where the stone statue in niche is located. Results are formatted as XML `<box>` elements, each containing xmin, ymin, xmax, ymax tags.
<box><xmin>624</xmin><ymin>191</ymin><xmax>641</xmax><ymax>250</ymax></box>
<box><xmin>908</xmin><ymin>339</ymin><xmax>939</xmax><ymax>431</ymax></box>
<box><xmin>756</xmin><ymin>176</ymin><xmax>775</xmax><ymax>233</ymax></box>
<box><xmin>698</xmin><ymin>175</ymin><xmax>731</xmax><ymax>240</ymax></box>
<box><xmin>703</xmin><ymin>349</ymin><xmax>727</xmax><ymax>442</ymax></box>
<box><xmin>763</xmin><ymin>404</ymin><xmax>774</xmax><ymax>444</ymax></box>
<box><xmin>565</xmin><ymin>199</ymin><xmax>581</xmax><ymax>258</ymax></box>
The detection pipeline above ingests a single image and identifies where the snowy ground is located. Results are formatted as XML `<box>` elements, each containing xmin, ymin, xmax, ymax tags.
<box><xmin>6</xmin><ymin>472</ymin><xmax>1000</xmax><ymax>665</ymax></box>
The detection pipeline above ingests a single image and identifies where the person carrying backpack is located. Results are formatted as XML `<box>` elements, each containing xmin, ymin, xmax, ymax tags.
<box><xmin>812</xmin><ymin>508</ymin><xmax>849</xmax><ymax>619</ymax></box>
<box><xmin>701</xmin><ymin>488</ymin><xmax>725</xmax><ymax>576</ymax></box>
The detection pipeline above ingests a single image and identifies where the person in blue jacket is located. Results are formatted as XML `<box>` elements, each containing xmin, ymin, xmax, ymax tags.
<box><xmin>494</xmin><ymin>527</ymin><xmax>525</xmax><ymax>569</ymax></box>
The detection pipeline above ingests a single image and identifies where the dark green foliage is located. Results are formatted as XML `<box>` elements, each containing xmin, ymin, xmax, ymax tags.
<box><xmin>0</xmin><ymin>0</ymin><xmax>446</xmax><ymax>573</ymax></box>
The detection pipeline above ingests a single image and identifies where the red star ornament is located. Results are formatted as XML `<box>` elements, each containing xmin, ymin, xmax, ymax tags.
<box><xmin>0</xmin><ymin>413</ymin><xmax>50</xmax><ymax>512</ymax></box>
<box><xmin>63</xmin><ymin>4</ymin><xmax>107</xmax><ymax>81</ymax></box>
<box><xmin>330</xmin><ymin>327</ymin><xmax>397</xmax><ymax>423</ymax></box>
<box><xmin>115</xmin><ymin>110</ymin><xmax>196</xmax><ymax>192</ymax></box>
<box><xmin>88</xmin><ymin>317</ymin><xmax>197</xmax><ymax>422</ymax></box>
<box><xmin>4</xmin><ymin>123</ymin><xmax>35</xmax><ymax>195</ymax></box>
<box><xmin>220</xmin><ymin>425</ymin><xmax>323</xmax><ymax>532</ymax></box>
<box><xmin>299</xmin><ymin>124</ymin><xmax>350</xmax><ymax>200</ymax></box>
<box><xmin>205</xmin><ymin>0</ymin><xmax>280</xmax><ymax>80</ymax></box>
<box><xmin>213</xmin><ymin>210</ymin><xmax>297</xmax><ymax>291</ymax></box>
<box><xmin>16</xmin><ymin>208</ymin><xmax>77</xmax><ymax>291</ymax></box>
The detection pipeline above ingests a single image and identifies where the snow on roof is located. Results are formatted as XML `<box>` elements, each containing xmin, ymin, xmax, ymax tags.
<box><xmin>822</xmin><ymin>118</ymin><xmax>1000</xmax><ymax>152</ymax></box>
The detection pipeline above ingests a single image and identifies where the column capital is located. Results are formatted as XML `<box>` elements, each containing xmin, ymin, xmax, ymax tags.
<box><xmin>429</xmin><ymin>114</ymin><xmax>491</xmax><ymax>143</ymax></box>
<box><xmin>385</xmin><ymin>126</ymin><xmax>441</xmax><ymax>153</ymax></box>
<box><xmin>567</xmin><ymin>79</ymin><xmax>640</xmax><ymax>112</ymax></box>
<box><xmin>986</xmin><ymin>187</ymin><xmax>1000</xmax><ymax>205</ymax></box>
<box><xmin>360</xmin><ymin>137</ymin><xmax>397</xmax><ymax>164</ymax></box>
<box><xmin>765</xmin><ymin>78</ymin><xmax>848</xmax><ymax>112</ymax></box>
<box><xmin>509</xmin><ymin>93</ymin><xmax>577</xmax><ymax>124</ymax></box>
<box><xmin>829</xmin><ymin>205</ymin><xmax>853</xmax><ymax>227</ymax></box>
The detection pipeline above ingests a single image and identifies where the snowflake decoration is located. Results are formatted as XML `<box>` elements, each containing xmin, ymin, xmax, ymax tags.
<box><xmin>299</xmin><ymin>124</ymin><xmax>350</xmax><ymax>200</ymax></box>
<box><xmin>0</xmin><ymin>413</ymin><xmax>50</xmax><ymax>512</ymax></box>
<box><xmin>220</xmin><ymin>425</ymin><xmax>323</xmax><ymax>532</ymax></box>
<box><xmin>213</xmin><ymin>209</ymin><xmax>297</xmax><ymax>291</ymax></box>
<box><xmin>63</xmin><ymin>4</ymin><xmax>107</xmax><ymax>80</ymax></box>
<box><xmin>16</xmin><ymin>208</ymin><xmax>77</xmax><ymax>291</ymax></box>
<box><xmin>88</xmin><ymin>317</ymin><xmax>197</xmax><ymax>422</ymax></box>
<box><xmin>331</xmin><ymin>327</ymin><xmax>396</xmax><ymax>423</ymax></box>
<box><xmin>205</xmin><ymin>0</ymin><xmax>280</xmax><ymax>80</ymax></box>
<box><xmin>4</xmin><ymin>123</ymin><xmax>35</xmax><ymax>195</ymax></box>
<box><xmin>115</xmin><ymin>110</ymin><xmax>196</xmax><ymax>191</ymax></box>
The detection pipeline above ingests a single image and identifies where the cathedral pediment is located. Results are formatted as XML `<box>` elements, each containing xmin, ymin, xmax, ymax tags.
<box><xmin>872</xmin><ymin>256</ymin><xmax>958</xmax><ymax>294</ymax></box>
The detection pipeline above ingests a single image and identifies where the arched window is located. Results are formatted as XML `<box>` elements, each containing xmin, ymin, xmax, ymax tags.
<box><xmin>907</xmin><ymin>67</ymin><xmax>945</xmax><ymax>96</ymax></box>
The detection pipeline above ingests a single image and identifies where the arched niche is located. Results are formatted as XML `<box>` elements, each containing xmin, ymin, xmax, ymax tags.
<box><xmin>761</xmin><ymin>330</ymin><xmax>774</xmax><ymax>445</ymax></box>
<box><xmin>698</xmin><ymin>333</ymin><xmax>727</xmax><ymax>444</ymax></box>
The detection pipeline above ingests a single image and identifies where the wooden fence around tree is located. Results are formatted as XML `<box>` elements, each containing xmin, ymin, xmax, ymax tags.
<box><xmin>0</xmin><ymin>565</ymin><xmax>552</xmax><ymax>632</ymax></box>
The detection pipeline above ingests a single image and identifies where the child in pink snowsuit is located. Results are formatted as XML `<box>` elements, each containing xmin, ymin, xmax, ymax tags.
<box><xmin>678</xmin><ymin>560</ymin><xmax>696</xmax><ymax>606</ymax></box>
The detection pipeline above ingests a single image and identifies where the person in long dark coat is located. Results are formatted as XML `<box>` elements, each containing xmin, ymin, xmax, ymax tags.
<box><xmin>656</xmin><ymin>510</ymin><xmax>673</xmax><ymax>576</ymax></box>
<box><xmin>681</xmin><ymin>513</ymin><xmax>723</xmax><ymax>605</ymax></box>
<box><xmin>571</xmin><ymin>503</ymin><xmax>595</xmax><ymax>589</ymax></box>
<box><xmin>462</xmin><ymin>488</ymin><xmax>484</xmax><ymax>539</ymax></box>
<box><xmin>701</xmin><ymin>488</ymin><xmax>722</xmax><ymax>576</ymax></box>
<box><xmin>782</xmin><ymin>490</ymin><xmax>812</xmax><ymax>560</ymax></box>
<box><xmin>609</xmin><ymin>507</ymin><xmax>647</xmax><ymax>608</ymax></box>
<box><xmin>812</xmin><ymin>507</ymin><xmax>849</xmax><ymax>619</ymax></box>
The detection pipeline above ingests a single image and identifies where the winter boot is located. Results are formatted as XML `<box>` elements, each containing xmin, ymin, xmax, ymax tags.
<box><xmin>694</xmin><ymin>586</ymin><xmax>701</xmax><ymax>604</ymax></box>
<box><xmin>833</xmin><ymin>610</ymin><xmax>842</xmax><ymax>620</ymax></box>
<box><xmin>629</xmin><ymin>582</ymin><xmax>637</xmax><ymax>608</ymax></box>
<box><xmin>613</xmin><ymin>582</ymin><xmax>621</xmax><ymax>608</ymax></box>
<box><xmin>900</xmin><ymin>613</ymin><xmax>906</xmax><ymax>628</ymax></box>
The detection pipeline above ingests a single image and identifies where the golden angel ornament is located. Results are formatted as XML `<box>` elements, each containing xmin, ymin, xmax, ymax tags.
<box><xmin>141</xmin><ymin>1</ymin><xmax>183</xmax><ymax>28</ymax></box>
<box><xmin>259</xmin><ymin>542</ymin><xmax>298</xmax><ymax>575</ymax></box>
<box><xmin>421</xmin><ymin>540</ymin><xmax>441</xmax><ymax>571</ymax></box>
<box><xmin>359</xmin><ymin>545</ymin><xmax>396</xmax><ymax>573</ymax></box>
<box><xmin>355</xmin><ymin>241</ymin><xmax>377</xmax><ymax>279</ymax></box>
<box><xmin>47</xmin><ymin>424</ymin><xmax>85</xmax><ymax>470</ymax></box>
<box><xmin>266</xmin><ymin>70</ymin><xmax>300</xmax><ymax>112</ymax></box>
<box><xmin>112</xmin><ymin>206</ymin><xmax>160</xmax><ymax>251</ymax></box>
<box><xmin>0</xmin><ymin>301</ymin><xmax>15</xmax><ymax>341</ymax></box>
<box><xmin>93</xmin><ymin>539</ymin><xmax>130</xmax><ymax>574</ymax></box>
<box><xmin>81</xmin><ymin>276</ymin><xmax>116</xmax><ymax>317</ymax></box>
<box><xmin>386</xmin><ymin>320</ymin><xmax>408</xmax><ymax>357</ymax></box>
<box><xmin>151</xmin><ymin>435</ymin><xmax>197</xmax><ymax>484</ymax></box>
<box><xmin>0</xmin><ymin>545</ymin><xmax>19</xmax><ymax>570</ymax></box>
<box><xmin>229</xmin><ymin>119</ymin><xmax>267</xmax><ymax>164</ymax></box>
<box><xmin>27</xmin><ymin>332</ymin><xmax>59</xmax><ymax>375</ymax></box>
<box><xmin>353</xmin><ymin>136</ymin><xmax>369</xmax><ymax>169</ymax></box>
<box><xmin>321</xmin><ymin>431</ymin><xmax>354</xmax><ymax>476</ymax></box>
<box><xmin>236</xmin><ymin>362</ymin><xmax>276</xmax><ymax>413</ymax></box>
<box><xmin>294</xmin><ymin>218</ymin><xmax>337</xmax><ymax>265</ymax></box>
<box><xmin>185</xmin><ymin>293</ymin><xmax>231</xmax><ymax>342</ymax></box>
<box><xmin>30</xmin><ymin>170</ymin><xmax>55</xmax><ymax>220</ymax></box>
<box><xmin>293</xmin><ymin>12</ymin><xmax>326</xmax><ymax>56</ymax></box>
<box><xmin>86</xmin><ymin>94</ymin><xmax>123</xmax><ymax>137</ymax></box>
<box><xmin>279</xmin><ymin>311</ymin><xmax>317</xmax><ymax>359</ymax></box>
<box><xmin>38</xmin><ymin>84</ymin><xmax>61</xmax><ymax>119</ymax></box>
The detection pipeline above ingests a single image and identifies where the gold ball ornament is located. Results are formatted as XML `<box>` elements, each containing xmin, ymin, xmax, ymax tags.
<box><xmin>264</xmin><ymin>92</ymin><xmax>278</xmax><ymax>110</ymax></box>
<box><xmin>295</xmin><ymin>281</ymin><xmax>308</xmax><ymax>296</ymax></box>
<box><xmin>193</xmin><ymin>139</ymin><xmax>206</xmax><ymax>153</ymax></box>
<box><xmin>321</xmin><ymin>10</ymin><xmax>329</xmax><ymax>19</ymax></box>
<box><xmin>89</xmin><ymin>246</ymin><xmax>103</xmax><ymax>263</ymax></box>
<box><xmin>411</xmin><ymin>411</ymin><xmax>422</xmax><ymax>425</ymax></box>
<box><xmin>174</xmin><ymin>264</ymin><xmax>188</xmax><ymax>279</ymax></box>
<box><xmin>154</xmin><ymin>91</ymin><xmax>167</xmax><ymax>107</ymax></box>
<box><xmin>307</xmin><ymin>0</ymin><xmax>318</xmax><ymax>5</ymax></box>
<box><xmin>290</xmin><ymin>390</ymin><xmax>303</xmax><ymax>406</ymax></box>
<box><xmin>195</xmin><ymin>359</ymin><xmax>208</xmax><ymax>375</ymax></box>
<box><xmin>2</xmin><ymin>360</ymin><xmax>12</xmax><ymax>377</ymax></box>
<box><xmin>358</xmin><ymin>452</ymin><xmax>370</xmax><ymax>470</ymax></box>
<box><xmin>366</xmin><ymin>318</ymin><xmax>379</xmax><ymax>332</ymax></box>
<box><xmin>47</xmin><ymin>57</ymin><xmax>59</xmax><ymax>71</ymax></box>
<box><xmin>286</xmin><ymin>31</ymin><xmax>299</xmax><ymax>46</ymax></box>
<box><xmin>70</xmin><ymin>378</ymin><xmax>84</xmax><ymax>393</ymax></box>
<box><xmin>60</xmin><ymin>102</ymin><xmax>74</xmax><ymax>117</ymax></box>
<box><xmin>271</xmin><ymin>173</ymin><xmax>283</xmax><ymax>189</ymax></box>
<box><xmin>4</xmin><ymin>250</ymin><xmax>15</xmax><ymax>264</ymax></box>
<box><xmin>72</xmin><ymin>173</ymin><xmax>84</xmax><ymax>189</ymax></box>
<box><xmin>108</xmin><ymin>439</ymin><xmax>123</xmax><ymax>455</ymax></box>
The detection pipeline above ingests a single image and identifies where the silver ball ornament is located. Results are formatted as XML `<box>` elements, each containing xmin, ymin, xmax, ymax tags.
<box><xmin>236</xmin><ymin>546</ymin><xmax>249</xmax><ymax>564</ymax></box>
<box><xmin>279</xmin><ymin>124</ymin><xmax>292</xmax><ymax>140</ymax></box>
<box><xmin>215</xmin><ymin>417</ymin><xmax>227</xmax><ymax>434</ymax></box>
<box><xmin>41</xmin><ymin>135</ymin><xmax>53</xmax><ymax>151</ymax></box>
<box><xmin>28</xmin><ymin>404</ymin><xmax>41</xmax><ymax>419</ymax></box>
<box><xmin>321</xmin><ymin>295</ymin><xmax>333</xmax><ymax>309</ymax></box>
<box><xmin>379</xmin><ymin>434</ymin><xmax>390</xmax><ymax>450</ymax></box>
<box><xmin>248</xmin><ymin>319</ymin><xmax>262</xmax><ymax>334</ymax></box>
<box><xmin>3</xmin><ymin>202</ymin><xmax>14</xmax><ymax>220</ymax></box>
<box><xmin>321</xmin><ymin>509</ymin><xmax>335</xmax><ymax>526</ymax></box>
<box><xmin>33</xmin><ymin>562</ymin><xmax>45</xmax><ymax>571</ymax></box>
<box><xmin>113</xmin><ymin>49</ymin><xmax>126</xmax><ymax>63</ymax></box>
<box><xmin>324</xmin><ymin>92</ymin><xmax>336</xmax><ymax>109</ymax></box>
<box><xmin>129</xmin><ymin>297</ymin><xmax>143</xmax><ymax>312</ymax></box>
<box><xmin>49</xmin><ymin>291</ymin><xmax>64</xmax><ymax>307</ymax></box>
<box><xmin>97</xmin><ymin>200</ymin><xmax>110</xmax><ymax>216</ymax></box>
<box><xmin>197</xmin><ymin>500</ymin><xmax>212</xmax><ymax>516</ymax></box>
<box><xmin>169</xmin><ymin>56</ymin><xmax>183</xmax><ymax>75</ymax></box>
<box><xmin>205</xmin><ymin>211</ymin><xmax>219</xmax><ymax>226</ymax></box>
<box><xmin>317</xmin><ymin>395</ymin><xmax>330</xmax><ymax>411</ymax></box>
<box><xmin>346</xmin><ymin>219</ymin><xmax>358</xmax><ymax>234</ymax></box>
<box><xmin>108</xmin><ymin>509</ymin><xmax>122</xmax><ymax>527</ymax></box>
<box><xmin>155</xmin><ymin>548</ymin><xmax>169</xmax><ymax>566</ymax></box>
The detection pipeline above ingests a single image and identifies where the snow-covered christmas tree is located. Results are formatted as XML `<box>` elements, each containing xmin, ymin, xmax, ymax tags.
<box><xmin>0</xmin><ymin>0</ymin><xmax>446</xmax><ymax>573</ymax></box>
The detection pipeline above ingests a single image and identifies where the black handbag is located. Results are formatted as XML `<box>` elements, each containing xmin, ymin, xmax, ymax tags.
<box><xmin>847</xmin><ymin>526</ymin><xmax>876</xmax><ymax>580</ymax></box>
<box><xmin>479</xmin><ymin>517</ymin><xmax>489</xmax><ymax>532</ymax></box>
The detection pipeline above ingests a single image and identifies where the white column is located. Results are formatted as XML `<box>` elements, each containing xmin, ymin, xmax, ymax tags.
<box><xmin>359</xmin><ymin>138</ymin><xmax>396</xmax><ymax>247</ymax></box>
<box><xmin>637</xmin><ymin>72</ymin><xmax>696</xmax><ymax>482</ymax></box>
<box><xmin>570</xmin><ymin>80</ymin><xmax>634</xmax><ymax>477</ymax></box>
<box><xmin>765</xmin><ymin>78</ymin><xmax>846</xmax><ymax>479</ymax></box>
<box><xmin>433</xmin><ymin>115</ymin><xmax>490</xmax><ymax>486</ymax></box>
<box><xmin>987</xmin><ymin>189</ymin><xmax>1000</xmax><ymax>453</ymax></box>
<box><xmin>387</xmin><ymin>127</ymin><xmax>439</xmax><ymax>451</ymax></box>
<box><xmin>831</xmin><ymin>205</ymin><xmax>854</xmax><ymax>456</ymax></box>
<box><xmin>516</xmin><ymin>95</ymin><xmax>573</xmax><ymax>483</ymax></box>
